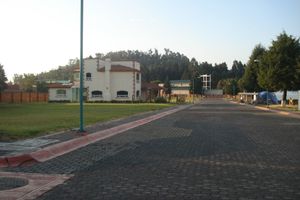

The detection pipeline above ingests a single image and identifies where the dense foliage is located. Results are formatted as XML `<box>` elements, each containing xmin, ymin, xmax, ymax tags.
<box><xmin>0</xmin><ymin>64</ymin><xmax>7</xmax><ymax>92</ymax></box>
<box><xmin>258</xmin><ymin>32</ymin><xmax>300</xmax><ymax>104</ymax></box>
<box><xmin>239</xmin><ymin>44</ymin><xmax>266</xmax><ymax>92</ymax></box>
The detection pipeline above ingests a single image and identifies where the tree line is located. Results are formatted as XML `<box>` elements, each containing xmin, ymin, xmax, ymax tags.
<box><xmin>1</xmin><ymin>49</ymin><xmax>245</xmax><ymax>93</ymax></box>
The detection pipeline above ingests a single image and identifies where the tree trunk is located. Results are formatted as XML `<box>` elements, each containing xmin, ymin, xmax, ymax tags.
<box><xmin>281</xmin><ymin>89</ymin><xmax>287</xmax><ymax>107</ymax></box>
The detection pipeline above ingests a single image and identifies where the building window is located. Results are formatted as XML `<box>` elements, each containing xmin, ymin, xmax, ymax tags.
<box><xmin>56</xmin><ymin>89</ymin><xmax>66</xmax><ymax>98</ymax></box>
<box><xmin>136</xmin><ymin>73</ymin><xmax>140</xmax><ymax>82</ymax></box>
<box><xmin>86</xmin><ymin>73</ymin><xmax>92</xmax><ymax>81</ymax></box>
<box><xmin>136</xmin><ymin>90</ymin><xmax>140</xmax><ymax>97</ymax></box>
<box><xmin>117</xmin><ymin>90</ymin><xmax>128</xmax><ymax>98</ymax></box>
<box><xmin>91</xmin><ymin>90</ymin><xmax>103</xmax><ymax>98</ymax></box>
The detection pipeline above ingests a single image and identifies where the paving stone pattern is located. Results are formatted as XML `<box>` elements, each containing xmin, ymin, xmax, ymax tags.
<box><xmin>4</xmin><ymin>100</ymin><xmax>300</xmax><ymax>199</ymax></box>
<box><xmin>0</xmin><ymin>177</ymin><xmax>28</xmax><ymax>191</ymax></box>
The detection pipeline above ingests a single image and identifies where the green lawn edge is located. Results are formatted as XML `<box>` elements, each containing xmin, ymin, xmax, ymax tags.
<box><xmin>0</xmin><ymin>103</ymin><xmax>175</xmax><ymax>141</ymax></box>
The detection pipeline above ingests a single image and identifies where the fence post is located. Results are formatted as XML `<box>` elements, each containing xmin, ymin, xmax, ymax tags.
<box><xmin>11</xmin><ymin>92</ymin><xmax>14</xmax><ymax>103</ymax></box>
<box><xmin>298</xmin><ymin>90</ymin><xmax>300</xmax><ymax>111</ymax></box>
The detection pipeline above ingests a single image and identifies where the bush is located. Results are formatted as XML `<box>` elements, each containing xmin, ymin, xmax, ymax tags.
<box><xmin>154</xmin><ymin>97</ymin><xmax>167</xmax><ymax>103</ymax></box>
<box><xmin>176</xmin><ymin>96</ymin><xmax>186</xmax><ymax>104</ymax></box>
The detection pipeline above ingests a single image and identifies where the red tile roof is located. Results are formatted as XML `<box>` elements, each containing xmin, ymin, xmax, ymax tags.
<box><xmin>98</xmin><ymin>65</ymin><xmax>140</xmax><ymax>72</ymax></box>
<box><xmin>48</xmin><ymin>83</ymin><xmax>73</xmax><ymax>88</ymax></box>
<box><xmin>141</xmin><ymin>82</ymin><xmax>163</xmax><ymax>90</ymax></box>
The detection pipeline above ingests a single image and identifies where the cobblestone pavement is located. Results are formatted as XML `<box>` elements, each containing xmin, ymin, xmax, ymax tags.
<box><xmin>4</xmin><ymin>99</ymin><xmax>300</xmax><ymax>199</ymax></box>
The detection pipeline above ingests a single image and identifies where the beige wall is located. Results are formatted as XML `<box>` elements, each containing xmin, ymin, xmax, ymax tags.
<box><xmin>171</xmin><ymin>90</ymin><xmax>190</xmax><ymax>95</ymax></box>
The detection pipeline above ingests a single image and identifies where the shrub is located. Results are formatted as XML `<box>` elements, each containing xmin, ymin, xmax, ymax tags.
<box><xmin>154</xmin><ymin>97</ymin><xmax>167</xmax><ymax>103</ymax></box>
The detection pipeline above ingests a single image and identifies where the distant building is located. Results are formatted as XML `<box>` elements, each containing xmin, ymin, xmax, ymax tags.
<box><xmin>170</xmin><ymin>80</ymin><xmax>191</xmax><ymax>96</ymax></box>
<box><xmin>141</xmin><ymin>82</ymin><xmax>163</xmax><ymax>102</ymax></box>
<box><xmin>82</xmin><ymin>58</ymin><xmax>141</xmax><ymax>101</ymax></box>
<box><xmin>49</xmin><ymin>58</ymin><xmax>142</xmax><ymax>102</ymax></box>
<box><xmin>48</xmin><ymin>83</ymin><xmax>73</xmax><ymax>102</ymax></box>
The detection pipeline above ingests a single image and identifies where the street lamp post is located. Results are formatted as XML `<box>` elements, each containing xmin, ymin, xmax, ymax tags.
<box><xmin>79</xmin><ymin>0</ymin><xmax>84</xmax><ymax>132</ymax></box>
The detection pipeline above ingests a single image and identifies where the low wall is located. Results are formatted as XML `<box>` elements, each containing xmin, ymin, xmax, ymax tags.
<box><xmin>204</xmin><ymin>89</ymin><xmax>223</xmax><ymax>95</ymax></box>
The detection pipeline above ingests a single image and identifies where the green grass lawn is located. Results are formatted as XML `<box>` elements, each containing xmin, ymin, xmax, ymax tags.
<box><xmin>0</xmin><ymin>103</ymin><xmax>174</xmax><ymax>141</ymax></box>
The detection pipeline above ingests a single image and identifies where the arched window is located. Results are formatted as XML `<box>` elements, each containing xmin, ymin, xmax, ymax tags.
<box><xmin>136</xmin><ymin>73</ymin><xmax>140</xmax><ymax>82</ymax></box>
<box><xmin>136</xmin><ymin>90</ymin><xmax>140</xmax><ymax>97</ymax></box>
<box><xmin>91</xmin><ymin>90</ymin><xmax>102</xmax><ymax>98</ymax></box>
<box><xmin>86</xmin><ymin>73</ymin><xmax>92</xmax><ymax>81</ymax></box>
<box><xmin>117</xmin><ymin>90</ymin><xmax>128</xmax><ymax>98</ymax></box>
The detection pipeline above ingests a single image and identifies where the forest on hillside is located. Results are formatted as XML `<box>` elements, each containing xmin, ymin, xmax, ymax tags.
<box><xmin>31</xmin><ymin>49</ymin><xmax>245</xmax><ymax>90</ymax></box>
<box><xmin>9</xmin><ymin>49</ymin><xmax>245</xmax><ymax>93</ymax></box>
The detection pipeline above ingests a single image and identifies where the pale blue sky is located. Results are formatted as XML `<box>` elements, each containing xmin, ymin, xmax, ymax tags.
<box><xmin>0</xmin><ymin>0</ymin><xmax>299</xmax><ymax>81</ymax></box>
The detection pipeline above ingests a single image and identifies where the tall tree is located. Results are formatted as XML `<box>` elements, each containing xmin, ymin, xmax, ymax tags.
<box><xmin>230</xmin><ymin>60</ymin><xmax>245</xmax><ymax>79</ymax></box>
<box><xmin>211</xmin><ymin>63</ymin><xmax>228</xmax><ymax>88</ymax></box>
<box><xmin>217</xmin><ymin>79</ymin><xmax>239</xmax><ymax>95</ymax></box>
<box><xmin>258</xmin><ymin>32</ymin><xmax>300</xmax><ymax>106</ymax></box>
<box><xmin>239</xmin><ymin>44</ymin><xmax>266</xmax><ymax>92</ymax></box>
<box><xmin>13</xmin><ymin>73</ymin><xmax>37</xmax><ymax>92</ymax></box>
<box><xmin>36</xmin><ymin>81</ymin><xmax>48</xmax><ymax>93</ymax></box>
<box><xmin>0</xmin><ymin>64</ymin><xmax>8</xmax><ymax>92</ymax></box>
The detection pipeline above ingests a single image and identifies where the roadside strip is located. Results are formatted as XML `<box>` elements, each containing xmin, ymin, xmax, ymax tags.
<box><xmin>229</xmin><ymin>100</ymin><xmax>300</xmax><ymax>119</ymax></box>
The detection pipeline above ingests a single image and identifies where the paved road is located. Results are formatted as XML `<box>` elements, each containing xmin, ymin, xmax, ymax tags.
<box><xmin>6</xmin><ymin>99</ymin><xmax>300</xmax><ymax>199</ymax></box>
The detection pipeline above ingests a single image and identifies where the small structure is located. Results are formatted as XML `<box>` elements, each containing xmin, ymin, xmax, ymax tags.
<box><xmin>170</xmin><ymin>80</ymin><xmax>190</xmax><ymax>96</ymax></box>
<box><xmin>141</xmin><ymin>82</ymin><xmax>163</xmax><ymax>102</ymax></box>
<box><xmin>48</xmin><ymin>83</ymin><xmax>73</xmax><ymax>102</ymax></box>
<box><xmin>238</xmin><ymin>92</ymin><xmax>258</xmax><ymax>104</ymax></box>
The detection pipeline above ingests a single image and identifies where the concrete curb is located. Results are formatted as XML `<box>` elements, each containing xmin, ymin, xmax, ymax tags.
<box><xmin>229</xmin><ymin>100</ymin><xmax>300</xmax><ymax>119</ymax></box>
<box><xmin>254</xmin><ymin>105</ymin><xmax>300</xmax><ymax>118</ymax></box>
<box><xmin>0</xmin><ymin>105</ymin><xmax>188</xmax><ymax>168</ymax></box>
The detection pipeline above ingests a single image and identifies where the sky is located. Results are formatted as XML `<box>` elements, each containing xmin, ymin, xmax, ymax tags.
<box><xmin>0</xmin><ymin>0</ymin><xmax>299</xmax><ymax>81</ymax></box>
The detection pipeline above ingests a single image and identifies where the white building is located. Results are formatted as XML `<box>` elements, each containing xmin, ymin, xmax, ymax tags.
<box><xmin>82</xmin><ymin>58</ymin><xmax>141</xmax><ymax>102</ymax></box>
<box><xmin>48</xmin><ymin>58</ymin><xmax>141</xmax><ymax>102</ymax></box>
<box><xmin>48</xmin><ymin>83</ymin><xmax>73</xmax><ymax>102</ymax></box>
